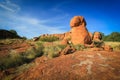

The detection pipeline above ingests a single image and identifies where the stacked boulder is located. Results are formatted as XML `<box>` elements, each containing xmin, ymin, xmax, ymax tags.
<box><xmin>61</xmin><ymin>16</ymin><xmax>92</xmax><ymax>45</ymax></box>
<box><xmin>70</xmin><ymin>16</ymin><xmax>92</xmax><ymax>45</ymax></box>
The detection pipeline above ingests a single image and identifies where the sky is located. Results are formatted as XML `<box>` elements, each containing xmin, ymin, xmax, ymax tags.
<box><xmin>0</xmin><ymin>0</ymin><xmax>120</xmax><ymax>38</ymax></box>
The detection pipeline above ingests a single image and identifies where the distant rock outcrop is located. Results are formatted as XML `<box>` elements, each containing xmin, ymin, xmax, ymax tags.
<box><xmin>70</xmin><ymin>16</ymin><xmax>92</xmax><ymax>45</ymax></box>
<box><xmin>0</xmin><ymin>29</ymin><xmax>21</xmax><ymax>39</ymax></box>
<box><xmin>61</xmin><ymin>32</ymin><xmax>71</xmax><ymax>45</ymax></box>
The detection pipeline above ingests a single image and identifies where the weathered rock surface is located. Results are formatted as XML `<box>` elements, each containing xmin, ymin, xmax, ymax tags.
<box><xmin>70</xmin><ymin>16</ymin><xmax>86</xmax><ymax>28</ymax></box>
<box><xmin>14</xmin><ymin>51</ymin><xmax>120</xmax><ymax>80</ymax></box>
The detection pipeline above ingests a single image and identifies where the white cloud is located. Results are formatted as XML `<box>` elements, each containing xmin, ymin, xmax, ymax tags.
<box><xmin>0</xmin><ymin>0</ymin><xmax>20</xmax><ymax>12</ymax></box>
<box><xmin>0</xmin><ymin>11</ymin><xmax>67</xmax><ymax>38</ymax></box>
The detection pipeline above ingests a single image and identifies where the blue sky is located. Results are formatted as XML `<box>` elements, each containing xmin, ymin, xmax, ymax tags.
<box><xmin>0</xmin><ymin>0</ymin><xmax>120</xmax><ymax>38</ymax></box>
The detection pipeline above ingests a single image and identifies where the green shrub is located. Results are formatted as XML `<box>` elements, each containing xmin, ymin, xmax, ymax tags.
<box><xmin>24</xmin><ymin>47</ymin><xmax>36</xmax><ymax>60</ymax></box>
<box><xmin>34</xmin><ymin>41</ymin><xmax>44</xmax><ymax>56</ymax></box>
<box><xmin>39</xmin><ymin>36</ymin><xmax>59</xmax><ymax>42</ymax></box>
<box><xmin>73</xmin><ymin>44</ymin><xmax>85</xmax><ymax>51</ymax></box>
<box><xmin>43</xmin><ymin>45</ymin><xmax>65</xmax><ymax>58</ymax></box>
<box><xmin>21</xmin><ymin>42</ymin><xmax>44</xmax><ymax>62</ymax></box>
<box><xmin>57</xmin><ymin>44</ymin><xmax>67</xmax><ymax>49</ymax></box>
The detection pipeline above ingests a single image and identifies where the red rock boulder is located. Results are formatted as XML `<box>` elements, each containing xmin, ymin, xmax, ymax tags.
<box><xmin>70</xmin><ymin>16</ymin><xmax>92</xmax><ymax>45</ymax></box>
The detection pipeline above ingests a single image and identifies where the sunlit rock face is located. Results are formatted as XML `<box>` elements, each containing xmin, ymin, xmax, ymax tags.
<box><xmin>70</xmin><ymin>16</ymin><xmax>92</xmax><ymax>45</ymax></box>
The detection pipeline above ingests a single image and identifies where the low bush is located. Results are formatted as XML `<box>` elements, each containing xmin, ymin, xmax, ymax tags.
<box><xmin>57</xmin><ymin>44</ymin><xmax>67</xmax><ymax>49</ymax></box>
<box><xmin>73</xmin><ymin>44</ymin><xmax>85</xmax><ymax>51</ymax></box>
<box><xmin>34</xmin><ymin>41</ymin><xmax>44</xmax><ymax>56</ymax></box>
<box><xmin>43</xmin><ymin>44</ymin><xmax>66</xmax><ymax>58</ymax></box>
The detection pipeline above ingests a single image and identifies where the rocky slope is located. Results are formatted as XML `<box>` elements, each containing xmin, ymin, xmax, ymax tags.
<box><xmin>14</xmin><ymin>51</ymin><xmax>120</xmax><ymax>80</ymax></box>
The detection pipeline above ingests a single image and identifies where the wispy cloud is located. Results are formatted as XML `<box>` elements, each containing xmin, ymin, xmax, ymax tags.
<box><xmin>0</xmin><ymin>0</ymin><xmax>20</xmax><ymax>12</ymax></box>
<box><xmin>0</xmin><ymin>12</ymin><xmax>67</xmax><ymax>38</ymax></box>
<box><xmin>0</xmin><ymin>0</ymin><xmax>69</xmax><ymax>38</ymax></box>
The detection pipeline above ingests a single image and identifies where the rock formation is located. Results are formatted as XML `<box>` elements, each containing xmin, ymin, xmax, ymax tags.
<box><xmin>70</xmin><ymin>16</ymin><xmax>92</xmax><ymax>45</ymax></box>
<box><xmin>60</xmin><ymin>45</ymin><xmax>76</xmax><ymax>55</ymax></box>
<box><xmin>39</xmin><ymin>16</ymin><xmax>113</xmax><ymax>52</ymax></box>
<box><xmin>33</xmin><ymin>37</ymin><xmax>39</xmax><ymax>41</ymax></box>
<box><xmin>92</xmin><ymin>32</ymin><xmax>102</xmax><ymax>41</ymax></box>
<box><xmin>90</xmin><ymin>32</ymin><xmax>113</xmax><ymax>51</ymax></box>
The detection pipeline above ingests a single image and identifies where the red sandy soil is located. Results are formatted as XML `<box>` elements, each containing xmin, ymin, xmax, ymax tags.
<box><xmin>14</xmin><ymin>51</ymin><xmax>120</xmax><ymax>80</ymax></box>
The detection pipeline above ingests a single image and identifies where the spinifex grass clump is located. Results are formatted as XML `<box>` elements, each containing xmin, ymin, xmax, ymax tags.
<box><xmin>0</xmin><ymin>42</ymin><xmax>44</xmax><ymax>70</ymax></box>
<box><xmin>57</xmin><ymin>44</ymin><xmax>67</xmax><ymax>50</ymax></box>
<box><xmin>43</xmin><ymin>44</ymin><xmax>67</xmax><ymax>58</ymax></box>
<box><xmin>21</xmin><ymin>42</ymin><xmax>44</xmax><ymax>61</ymax></box>
<box><xmin>73</xmin><ymin>44</ymin><xmax>85</xmax><ymax>51</ymax></box>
